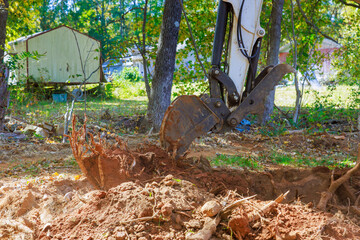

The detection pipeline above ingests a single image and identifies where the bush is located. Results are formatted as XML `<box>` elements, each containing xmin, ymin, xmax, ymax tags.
<box><xmin>114</xmin><ymin>67</ymin><xmax>142</xmax><ymax>85</ymax></box>
<box><xmin>105</xmin><ymin>67</ymin><xmax>146</xmax><ymax>99</ymax></box>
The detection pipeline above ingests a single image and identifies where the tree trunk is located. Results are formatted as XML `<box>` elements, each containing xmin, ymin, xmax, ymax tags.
<box><xmin>0</xmin><ymin>0</ymin><xmax>9</xmax><ymax>132</ymax></box>
<box><xmin>145</xmin><ymin>0</ymin><xmax>182</xmax><ymax>132</ymax></box>
<box><xmin>262</xmin><ymin>0</ymin><xmax>285</xmax><ymax>124</ymax></box>
<box><xmin>291</xmin><ymin>0</ymin><xmax>301</xmax><ymax>124</ymax></box>
<box><xmin>141</xmin><ymin>0</ymin><xmax>151</xmax><ymax>99</ymax></box>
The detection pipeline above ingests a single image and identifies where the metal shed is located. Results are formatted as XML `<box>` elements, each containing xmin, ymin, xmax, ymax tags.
<box><xmin>8</xmin><ymin>25</ymin><xmax>104</xmax><ymax>85</ymax></box>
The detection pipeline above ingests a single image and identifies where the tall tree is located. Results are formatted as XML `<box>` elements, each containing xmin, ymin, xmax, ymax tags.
<box><xmin>262</xmin><ymin>0</ymin><xmax>285</xmax><ymax>124</ymax></box>
<box><xmin>145</xmin><ymin>0</ymin><xmax>182</xmax><ymax>131</ymax></box>
<box><xmin>0</xmin><ymin>0</ymin><xmax>9</xmax><ymax>131</ymax></box>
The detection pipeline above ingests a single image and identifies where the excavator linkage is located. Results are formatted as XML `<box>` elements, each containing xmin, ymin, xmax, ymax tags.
<box><xmin>160</xmin><ymin>0</ymin><xmax>295</xmax><ymax>159</ymax></box>
<box><xmin>160</xmin><ymin>64</ymin><xmax>294</xmax><ymax>159</ymax></box>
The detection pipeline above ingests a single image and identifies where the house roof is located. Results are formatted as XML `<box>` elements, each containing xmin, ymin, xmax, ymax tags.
<box><xmin>8</xmin><ymin>25</ymin><xmax>100</xmax><ymax>46</ymax></box>
<box><xmin>280</xmin><ymin>38</ymin><xmax>341</xmax><ymax>53</ymax></box>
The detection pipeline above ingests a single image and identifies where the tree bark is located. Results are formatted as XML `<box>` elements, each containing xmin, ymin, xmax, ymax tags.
<box><xmin>0</xmin><ymin>0</ymin><xmax>9</xmax><ymax>132</ymax></box>
<box><xmin>262</xmin><ymin>0</ymin><xmax>285</xmax><ymax>124</ymax></box>
<box><xmin>291</xmin><ymin>0</ymin><xmax>301</xmax><ymax>124</ymax></box>
<box><xmin>141</xmin><ymin>0</ymin><xmax>151</xmax><ymax>99</ymax></box>
<box><xmin>145</xmin><ymin>0</ymin><xmax>182</xmax><ymax>131</ymax></box>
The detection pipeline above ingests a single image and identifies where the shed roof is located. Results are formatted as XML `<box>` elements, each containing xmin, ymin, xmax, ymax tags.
<box><xmin>8</xmin><ymin>25</ymin><xmax>100</xmax><ymax>46</ymax></box>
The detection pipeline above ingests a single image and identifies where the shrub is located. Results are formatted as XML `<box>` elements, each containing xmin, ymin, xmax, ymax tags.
<box><xmin>106</xmin><ymin>67</ymin><xmax>146</xmax><ymax>99</ymax></box>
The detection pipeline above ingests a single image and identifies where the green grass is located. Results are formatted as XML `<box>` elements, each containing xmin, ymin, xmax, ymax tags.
<box><xmin>210</xmin><ymin>152</ymin><xmax>357</xmax><ymax>170</ymax></box>
<box><xmin>275</xmin><ymin>85</ymin><xmax>358</xmax><ymax>108</ymax></box>
<box><xmin>269</xmin><ymin>151</ymin><xmax>356</xmax><ymax>169</ymax></box>
<box><xmin>271</xmin><ymin>85</ymin><xmax>359</xmax><ymax>130</ymax></box>
<box><xmin>211</xmin><ymin>154</ymin><xmax>262</xmax><ymax>170</ymax></box>
<box><xmin>9</xmin><ymin>97</ymin><xmax>148</xmax><ymax>125</ymax></box>
<box><xmin>8</xmin><ymin>82</ymin><xmax>358</xmax><ymax>135</ymax></box>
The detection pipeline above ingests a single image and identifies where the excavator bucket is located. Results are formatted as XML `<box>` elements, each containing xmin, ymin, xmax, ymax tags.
<box><xmin>160</xmin><ymin>95</ymin><xmax>222</xmax><ymax>159</ymax></box>
<box><xmin>160</xmin><ymin>64</ymin><xmax>295</xmax><ymax>160</ymax></box>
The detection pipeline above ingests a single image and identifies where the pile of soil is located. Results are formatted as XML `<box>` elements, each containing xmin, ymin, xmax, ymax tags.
<box><xmin>1</xmin><ymin>165</ymin><xmax>360</xmax><ymax>239</ymax></box>
<box><xmin>37</xmin><ymin>176</ymin><xmax>360</xmax><ymax>240</ymax></box>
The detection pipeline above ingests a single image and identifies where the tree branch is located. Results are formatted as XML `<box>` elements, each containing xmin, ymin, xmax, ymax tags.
<box><xmin>105</xmin><ymin>7</ymin><xmax>144</xmax><ymax>28</ymax></box>
<box><xmin>338</xmin><ymin>0</ymin><xmax>360</xmax><ymax>8</ymax></box>
<box><xmin>295</xmin><ymin>0</ymin><xmax>338</xmax><ymax>43</ymax></box>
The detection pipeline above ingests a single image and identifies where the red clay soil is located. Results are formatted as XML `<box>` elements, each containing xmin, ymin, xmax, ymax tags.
<box><xmin>1</xmin><ymin>128</ymin><xmax>360</xmax><ymax>239</ymax></box>
<box><xmin>36</xmin><ymin>178</ymin><xmax>360</xmax><ymax>240</ymax></box>
<box><xmin>36</xmin><ymin>131</ymin><xmax>360</xmax><ymax>240</ymax></box>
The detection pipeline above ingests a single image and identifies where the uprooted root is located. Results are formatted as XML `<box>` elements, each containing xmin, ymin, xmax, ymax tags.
<box><xmin>67</xmin><ymin>115</ymin><xmax>156</xmax><ymax>190</ymax></box>
<box><xmin>186</xmin><ymin>192</ymin><xmax>289</xmax><ymax>240</ymax></box>
<box><xmin>317</xmin><ymin>143</ymin><xmax>360</xmax><ymax>211</ymax></box>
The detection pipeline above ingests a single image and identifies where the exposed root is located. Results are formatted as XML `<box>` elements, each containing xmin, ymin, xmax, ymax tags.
<box><xmin>186</xmin><ymin>191</ymin><xmax>289</xmax><ymax>240</ymax></box>
<box><xmin>186</xmin><ymin>215</ymin><xmax>221</xmax><ymax>240</ymax></box>
<box><xmin>220</xmin><ymin>195</ymin><xmax>256</xmax><ymax>217</ymax></box>
<box><xmin>317</xmin><ymin>144</ymin><xmax>360</xmax><ymax>211</ymax></box>
<box><xmin>67</xmin><ymin>115</ymin><xmax>157</xmax><ymax>190</ymax></box>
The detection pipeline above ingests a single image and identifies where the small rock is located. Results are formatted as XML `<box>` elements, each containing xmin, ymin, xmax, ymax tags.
<box><xmin>172</xmin><ymin>213</ymin><xmax>183</xmax><ymax>225</ymax></box>
<box><xmin>161</xmin><ymin>202</ymin><xmax>173</xmax><ymax>217</ymax></box>
<box><xmin>201</xmin><ymin>200</ymin><xmax>222</xmax><ymax>217</ymax></box>
<box><xmin>16</xmin><ymin>191</ymin><xmax>35</xmax><ymax>217</ymax></box>
<box><xmin>35</xmin><ymin>127</ymin><xmax>49</xmax><ymax>138</ymax></box>
<box><xmin>139</xmin><ymin>207</ymin><xmax>153</xmax><ymax>218</ymax></box>
<box><xmin>64</xmin><ymin>191</ymin><xmax>74</xmax><ymax>202</ymax></box>
<box><xmin>284</xmin><ymin>231</ymin><xmax>299</xmax><ymax>240</ymax></box>
<box><xmin>163</xmin><ymin>174</ymin><xmax>174</xmax><ymax>181</ymax></box>
<box><xmin>115</xmin><ymin>231</ymin><xmax>127</xmax><ymax>240</ymax></box>
<box><xmin>185</xmin><ymin>219</ymin><xmax>202</xmax><ymax>229</ymax></box>
<box><xmin>97</xmin><ymin>191</ymin><xmax>106</xmax><ymax>199</ymax></box>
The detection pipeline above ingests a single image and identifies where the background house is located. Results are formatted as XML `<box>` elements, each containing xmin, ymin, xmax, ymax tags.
<box><xmin>279</xmin><ymin>38</ymin><xmax>341</xmax><ymax>84</ymax></box>
<box><xmin>8</xmin><ymin>25</ymin><xmax>104</xmax><ymax>86</ymax></box>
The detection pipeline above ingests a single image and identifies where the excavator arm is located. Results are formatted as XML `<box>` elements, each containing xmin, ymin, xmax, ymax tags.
<box><xmin>160</xmin><ymin>0</ymin><xmax>294</xmax><ymax>159</ymax></box>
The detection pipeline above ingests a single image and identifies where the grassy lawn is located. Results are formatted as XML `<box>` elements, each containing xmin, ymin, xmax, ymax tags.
<box><xmin>9</xmin><ymin>97</ymin><xmax>148</xmax><ymax>125</ymax></box>
<box><xmin>275</xmin><ymin>85</ymin><xmax>358</xmax><ymax>108</ymax></box>
<box><xmin>274</xmin><ymin>85</ymin><xmax>359</xmax><ymax>128</ymax></box>
<box><xmin>7</xmin><ymin>83</ymin><xmax>358</xmax><ymax>127</ymax></box>
<box><xmin>210</xmin><ymin>151</ymin><xmax>357</xmax><ymax>170</ymax></box>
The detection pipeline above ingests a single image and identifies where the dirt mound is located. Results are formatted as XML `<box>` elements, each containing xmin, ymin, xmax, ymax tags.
<box><xmin>0</xmin><ymin>176</ymin><xmax>93</xmax><ymax>240</ymax></box>
<box><xmin>33</xmin><ymin>178</ymin><xmax>360</xmax><ymax>240</ymax></box>
<box><xmin>1</xmin><ymin>146</ymin><xmax>360</xmax><ymax>239</ymax></box>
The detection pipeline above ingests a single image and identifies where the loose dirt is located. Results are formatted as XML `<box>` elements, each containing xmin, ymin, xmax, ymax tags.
<box><xmin>0</xmin><ymin>128</ymin><xmax>360</xmax><ymax>239</ymax></box>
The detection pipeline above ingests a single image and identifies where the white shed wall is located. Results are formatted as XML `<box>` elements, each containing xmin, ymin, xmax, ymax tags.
<box><xmin>9</xmin><ymin>26</ymin><xmax>101</xmax><ymax>84</ymax></box>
